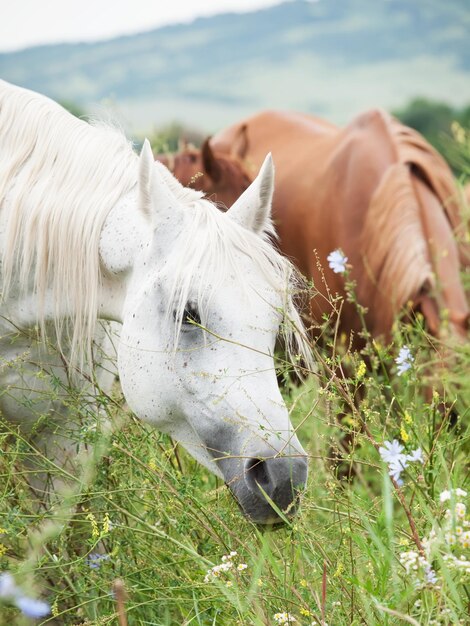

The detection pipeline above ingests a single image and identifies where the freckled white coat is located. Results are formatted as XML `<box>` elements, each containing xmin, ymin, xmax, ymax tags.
<box><xmin>0</xmin><ymin>80</ymin><xmax>311</xmax><ymax>523</ymax></box>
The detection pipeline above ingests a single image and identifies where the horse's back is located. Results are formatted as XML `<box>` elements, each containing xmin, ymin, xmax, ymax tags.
<box><xmin>211</xmin><ymin>108</ymin><xmax>468</xmax><ymax>339</ymax></box>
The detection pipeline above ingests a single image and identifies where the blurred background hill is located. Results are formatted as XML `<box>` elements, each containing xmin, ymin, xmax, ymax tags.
<box><xmin>1</xmin><ymin>0</ymin><xmax>469</xmax><ymax>162</ymax></box>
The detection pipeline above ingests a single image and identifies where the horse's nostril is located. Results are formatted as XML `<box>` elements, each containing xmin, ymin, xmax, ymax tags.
<box><xmin>224</xmin><ymin>454</ymin><xmax>308</xmax><ymax>523</ymax></box>
<box><xmin>245</xmin><ymin>457</ymin><xmax>271</xmax><ymax>492</ymax></box>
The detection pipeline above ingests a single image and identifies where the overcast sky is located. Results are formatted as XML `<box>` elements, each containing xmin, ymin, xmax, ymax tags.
<box><xmin>0</xmin><ymin>0</ymin><xmax>286</xmax><ymax>52</ymax></box>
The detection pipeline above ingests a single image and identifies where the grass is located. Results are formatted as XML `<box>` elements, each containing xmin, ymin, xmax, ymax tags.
<box><xmin>1</xmin><ymin>182</ymin><xmax>470</xmax><ymax>624</ymax></box>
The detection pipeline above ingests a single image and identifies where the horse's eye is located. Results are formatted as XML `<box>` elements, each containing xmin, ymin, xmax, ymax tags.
<box><xmin>182</xmin><ymin>303</ymin><xmax>201</xmax><ymax>327</ymax></box>
<box><xmin>188</xmin><ymin>153</ymin><xmax>197</xmax><ymax>164</ymax></box>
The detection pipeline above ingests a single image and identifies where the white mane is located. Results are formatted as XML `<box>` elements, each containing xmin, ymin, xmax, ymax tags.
<box><xmin>162</xmin><ymin>196</ymin><xmax>313</xmax><ymax>371</ymax></box>
<box><xmin>0</xmin><ymin>81</ymin><xmax>312</xmax><ymax>373</ymax></box>
<box><xmin>0</xmin><ymin>80</ymin><xmax>138</xmax><ymax>365</ymax></box>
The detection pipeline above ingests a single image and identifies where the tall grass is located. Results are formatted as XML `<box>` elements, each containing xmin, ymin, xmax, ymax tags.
<box><xmin>1</xmin><ymin>164</ymin><xmax>470</xmax><ymax>626</ymax></box>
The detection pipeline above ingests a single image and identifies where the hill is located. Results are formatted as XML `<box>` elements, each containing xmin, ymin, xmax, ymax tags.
<box><xmin>1</xmin><ymin>0</ymin><xmax>469</xmax><ymax>134</ymax></box>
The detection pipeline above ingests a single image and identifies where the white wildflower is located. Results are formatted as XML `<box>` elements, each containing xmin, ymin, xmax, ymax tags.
<box><xmin>327</xmin><ymin>249</ymin><xmax>348</xmax><ymax>274</ymax></box>
<box><xmin>0</xmin><ymin>573</ymin><xmax>17</xmax><ymax>599</ymax></box>
<box><xmin>395</xmin><ymin>345</ymin><xmax>414</xmax><ymax>375</ymax></box>
<box><xmin>440</xmin><ymin>490</ymin><xmax>452</xmax><ymax>502</ymax></box>
<box><xmin>440</xmin><ymin>488</ymin><xmax>467</xmax><ymax>503</ymax></box>
<box><xmin>379</xmin><ymin>440</ymin><xmax>423</xmax><ymax>485</ymax></box>
<box><xmin>379</xmin><ymin>440</ymin><xmax>404</xmax><ymax>465</ymax></box>
<box><xmin>406</xmin><ymin>448</ymin><xmax>423</xmax><ymax>464</ymax></box>
<box><xmin>273</xmin><ymin>612</ymin><xmax>297</xmax><ymax>624</ymax></box>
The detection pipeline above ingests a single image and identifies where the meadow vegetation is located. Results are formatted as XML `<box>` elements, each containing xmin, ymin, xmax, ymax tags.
<box><xmin>0</xmin><ymin>142</ymin><xmax>470</xmax><ymax>626</ymax></box>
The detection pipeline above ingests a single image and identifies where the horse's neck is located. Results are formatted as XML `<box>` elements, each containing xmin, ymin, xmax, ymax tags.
<box><xmin>98</xmin><ymin>189</ymin><xmax>150</xmax><ymax>322</ymax></box>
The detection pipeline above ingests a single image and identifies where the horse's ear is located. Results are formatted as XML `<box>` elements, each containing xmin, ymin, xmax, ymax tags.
<box><xmin>202</xmin><ymin>138</ymin><xmax>221</xmax><ymax>183</ymax></box>
<box><xmin>139</xmin><ymin>138</ymin><xmax>175</xmax><ymax>222</ymax></box>
<box><xmin>227</xmin><ymin>153</ymin><xmax>275</xmax><ymax>236</ymax></box>
<box><xmin>231</xmin><ymin>124</ymin><xmax>249</xmax><ymax>160</ymax></box>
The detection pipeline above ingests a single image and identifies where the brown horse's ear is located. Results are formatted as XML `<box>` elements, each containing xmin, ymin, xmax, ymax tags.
<box><xmin>231</xmin><ymin>124</ymin><xmax>249</xmax><ymax>160</ymax></box>
<box><xmin>202</xmin><ymin>138</ymin><xmax>222</xmax><ymax>183</ymax></box>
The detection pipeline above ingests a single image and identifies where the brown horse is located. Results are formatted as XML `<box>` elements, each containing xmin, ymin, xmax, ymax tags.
<box><xmin>157</xmin><ymin>109</ymin><xmax>469</xmax><ymax>343</ymax></box>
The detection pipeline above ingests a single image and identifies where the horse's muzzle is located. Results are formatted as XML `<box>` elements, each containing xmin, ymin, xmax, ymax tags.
<box><xmin>220</xmin><ymin>453</ymin><xmax>308</xmax><ymax>524</ymax></box>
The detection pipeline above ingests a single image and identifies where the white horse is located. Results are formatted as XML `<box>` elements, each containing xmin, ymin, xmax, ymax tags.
<box><xmin>0</xmin><ymin>80</ymin><xmax>311</xmax><ymax>524</ymax></box>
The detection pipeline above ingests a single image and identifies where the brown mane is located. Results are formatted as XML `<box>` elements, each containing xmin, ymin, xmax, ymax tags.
<box><xmin>389</xmin><ymin>116</ymin><xmax>470</xmax><ymax>265</ymax></box>
<box><xmin>163</xmin><ymin>109</ymin><xmax>469</xmax><ymax>342</ymax></box>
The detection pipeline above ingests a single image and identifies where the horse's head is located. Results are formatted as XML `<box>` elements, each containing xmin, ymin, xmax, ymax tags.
<box><xmin>117</xmin><ymin>141</ymin><xmax>310</xmax><ymax>524</ymax></box>
<box><xmin>156</xmin><ymin>136</ymin><xmax>252</xmax><ymax>209</ymax></box>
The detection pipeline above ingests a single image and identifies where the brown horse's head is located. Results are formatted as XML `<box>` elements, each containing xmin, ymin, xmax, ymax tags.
<box><xmin>156</xmin><ymin>129</ymin><xmax>253</xmax><ymax>209</ymax></box>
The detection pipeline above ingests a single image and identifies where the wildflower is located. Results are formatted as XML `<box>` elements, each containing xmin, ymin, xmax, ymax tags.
<box><xmin>395</xmin><ymin>345</ymin><xmax>414</xmax><ymax>375</ymax></box>
<box><xmin>406</xmin><ymin>448</ymin><xmax>423</xmax><ymax>464</ymax></box>
<box><xmin>388</xmin><ymin>462</ymin><xmax>406</xmax><ymax>486</ymax></box>
<box><xmin>400</xmin><ymin>426</ymin><xmax>409</xmax><ymax>443</ymax></box>
<box><xmin>86</xmin><ymin>512</ymin><xmax>100</xmax><ymax>539</ymax></box>
<box><xmin>403</xmin><ymin>411</ymin><xmax>413</xmax><ymax>425</ymax></box>
<box><xmin>15</xmin><ymin>596</ymin><xmax>51</xmax><ymax>619</ymax></box>
<box><xmin>334</xmin><ymin>562</ymin><xmax>344</xmax><ymax>577</ymax></box>
<box><xmin>399</xmin><ymin>551</ymin><xmax>439</xmax><ymax>588</ymax></box>
<box><xmin>86</xmin><ymin>552</ymin><xmax>110</xmax><ymax>569</ymax></box>
<box><xmin>102</xmin><ymin>512</ymin><xmax>113</xmax><ymax>533</ymax></box>
<box><xmin>204</xmin><ymin>551</ymin><xmax>241</xmax><ymax>582</ymax></box>
<box><xmin>0</xmin><ymin>572</ymin><xmax>16</xmax><ymax>599</ymax></box>
<box><xmin>300</xmin><ymin>607</ymin><xmax>312</xmax><ymax>616</ymax></box>
<box><xmin>440</xmin><ymin>490</ymin><xmax>451</xmax><ymax>503</ymax></box>
<box><xmin>356</xmin><ymin>360</ymin><xmax>366</xmax><ymax>380</ymax></box>
<box><xmin>327</xmin><ymin>249</ymin><xmax>348</xmax><ymax>274</ymax></box>
<box><xmin>440</xmin><ymin>488</ymin><xmax>467</xmax><ymax>503</ymax></box>
<box><xmin>379</xmin><ymin>440</ymin><xmax>423</xmax><ymax>485</ymax></box>
<box><xmin>455</xmin><ymin>502</ymin><xmax>466</xmax><ymax>519</ymax></box>
<box><xmin>379</xmin><ymin>440</ymin><xmax>404</xmax><ymax>465</ymax></box>
<box><xmin>0</xmin><ymin>572</ymin><xmax>51</xmax><ymax>618</ymax></box>
<box><xmin>423</xmin><ymin>563</ymin><xmax>438</xmax><ymax>585</ymax></box>
<box><xmin>273</xmin><ymin>612</ymin><xmax>297</xmax><ymax>624</ymax></box>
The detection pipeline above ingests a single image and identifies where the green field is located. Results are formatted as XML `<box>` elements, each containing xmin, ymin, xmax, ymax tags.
<box><xmin>1</xmin><ymin>241</ymin><xmax>470</xmax><ymax>624</ymax></box>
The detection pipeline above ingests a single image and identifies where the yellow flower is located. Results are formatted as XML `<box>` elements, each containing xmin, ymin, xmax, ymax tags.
<box><xmin>334</xmin><ymin>562</ymin><xmax>344</xmax><ymax>577</ymax></box>
<box><xmin>86</xmin><ymin>512</ymin><xmax>100</xmax><ymax>539</ymax></box>
<box><xmin>403</xmin><ymin>411</ymin><xmax>413</xmax><ymax>425</ymax></box>
<box><xmin>356</xmin><ymin>361</ymin><xmax>366</xmax><ymax>380</ymax></box>
<box><xmin>51</xmin><ymin>599</ymin><xmax>59</xmax><ymax>617</ymax></box>
<box><xmin>0</xmin><ymin>544</ymin><xmax>7</xmax><ymax>557</ymax></box>
<box><xmin>299</xmin><ymin>579</ymin><xmax>308</xmax><ymax>588</ymax></box>
<box><xmin>102</xmin><ymin>512</ymin><xmax>111</xmax><ymax>534</ymax></box>
<box><xmin>148</xmin><ymin>459</ymin><xmax>157</xmax><ymax>471</ymax></box>
<box><xmin>400</xmin><ymin>426</ymin><xmax>409</xmax><ymax>443</ymax></box>
<box><xmin>300</xmin><ymin>608</ymin><xmax>312</xmax><ymax>617</ymax></box>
